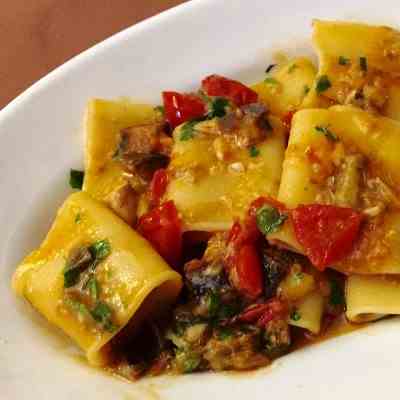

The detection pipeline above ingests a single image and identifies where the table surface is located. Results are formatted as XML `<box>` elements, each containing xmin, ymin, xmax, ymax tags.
<box><xmin>0</xmin><ymin>0</ymin><xmax>187</xmax><ymax>109</ymax></box>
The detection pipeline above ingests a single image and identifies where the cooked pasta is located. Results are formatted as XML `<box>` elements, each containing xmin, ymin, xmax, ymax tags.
<box><xmin>12</xmin><ymin>19</ymin><xmax>400</xmax><ymax>381</ymax></box>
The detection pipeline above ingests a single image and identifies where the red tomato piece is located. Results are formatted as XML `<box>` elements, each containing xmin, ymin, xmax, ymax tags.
<box><xmin>291</xmin><ymin>204</ymin><xmax>363</xmax><ymax>270</ymax></box>
<box><xmin>257</xmin><ymin>299</ymin><xmax>288</xmax><ymax>327</ymax></box>
<box><xmin>162</xmin><ymin>91</ymin><xmax>206</xmax><ymax>129</ymax></box>
<box><xmin>235</xmin><ymin>244</ymin><xmax>263</xmax><ymax>299</ymax></box>
<box><xmin>149</xmin><ymin>168</ymin><xmax>168</xmax><ymax>207</ymax></box>
<box><xmin>137</xmin><ymin>200</ymin><xmax>182</xmax><ymax>269</ymax></box>
<box><xmin>238</xmin><ymin>303</ymin><xmax>271</xmax><ymax>323</ymax></box>
<box><xmin>201</xmin><ymin>74</ymin><xmax>258</xmax><ymax>106</ymax></box>
<box><xmin>282</xmin><ymin>111</ymin><xmax>295</xmax><ymax>128</ymax></box>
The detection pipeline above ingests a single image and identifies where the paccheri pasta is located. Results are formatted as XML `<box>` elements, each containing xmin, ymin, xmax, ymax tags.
<box><xmin>12</xmin><ymin>19</ymin><xmax>400</xmax><ymax>381</ymax></box>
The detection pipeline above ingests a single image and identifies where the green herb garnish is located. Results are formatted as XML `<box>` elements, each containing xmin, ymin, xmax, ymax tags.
<box><xmin>359</xmin><ymin>56</ymin><xmax>367</xmax><ymax>72</ymax></box>
<box><xmin>216</xmin><ymin>327</ymin><xmax>234</xmax><ymax>340</ymax></box>
<box><xmin>338</xmin><ymin>56</ymin><xmax>350</xmax><ymax>66</ymax></box>
<box><xmin>264</xmin><ymin>77</ymin><xmax>279</xmax><ymax>85</ymax></box>
<box><xmin>69</xmin><ymin>169</ymin><xmax>84</xmax><ymax>190</ymax></box>
<box><xmin>65</xmin><ymin>298</ymin><xmax>90</xmax><ymax>315</ymax></box>
<box><xmin>74</xmin><ymin>213</ymin><xmax>81</xmax><ymax>224</ymax></box>
<box><xmin>208</xmin><ymin>97</ymin><xmax>229</xmax><ymax>118</ymax></box>
<box><xmin>330</xmin><ymin>278</ymin><xmax>345</xmax><ymax>306</ymax></box>
<box><xmin>256</xmin><ymin>205</ymin><xmax>287</xmax><ymax>235</ymax></box>
<box><xmin>207</xmin><ymin>292</ymin><xmax>221</xmax><ymax>318</ymax></box>
<box><xmin>182</xmin><ymin>353</ymin><xmax>201</xmax><ymax>373</ymax></box>
<box><xmin>315</xmin><ymin>75</ymin><xmax>331</xmax><ymax>94</ymax></box>
<box><xmin>89</xmin><ymin>239</ymin><xmax>111</xmax><ymax>262</ymax></box>
<box><xmin>249</xmin><ymin>146</ymin><xmax>260</xmax><ymax>157</ymax></box>
<box><xmin>304</xmin><ymin>85</ymin><xmax>310</xmax><ymax>95</ymax></box>
<box><xmin>87</xmin><ymin>277</ymin><xmax>99</xmax><ymax>301</ymax></box>
<box><xmin>287</xmin><ymin>63</ymin><xmax>298</xmax><ymax>73</ymax></box>
<box><xmin>290</xmin><ymin>309</ymin><xmax>301</xmax><ymax>321</ymax></box>
<box><xmin>180</xmin><ymin>120</ymin><xmax>199</xmax><ymax>141</ymax></box>
<box><xmin>315</xmin><ymin>125</ymin><xmax>338</xmax><ymax>141</ymax></box>
<box><xmin>90</xmin><ymin>301</ymin><xmax>116</xmax><ymax>332</ymax></box>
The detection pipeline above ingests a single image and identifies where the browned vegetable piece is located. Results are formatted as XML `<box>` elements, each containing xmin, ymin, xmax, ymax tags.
<box><xmin>105</xmin><ymin>184</ymin><xmax>139</xmax><ymax>225</ymax></box>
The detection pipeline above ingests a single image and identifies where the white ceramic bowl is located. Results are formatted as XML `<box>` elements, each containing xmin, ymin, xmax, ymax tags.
<box><xmin>1</xmin><ymin>0</ymin><xmax>400</xmax><ymax>398</ymax></box>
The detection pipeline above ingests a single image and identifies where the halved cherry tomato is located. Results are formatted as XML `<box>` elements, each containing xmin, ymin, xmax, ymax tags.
<box><xmin>162</xmin><ymin>91</ymin><xmax>206</xmax><ymax>129</ymax></box>
<box><xmin>291</xmin><ymin>204</ymin><xmax>363</xmax><ymax>270</ymax></box>
<box><xmin>137</xmin><ymin>200</ymin><xmax>182</xmax><ymax>269</ymax></box>
<box><xmin>201</xmin><ymin>74</ymin><xmax>258</xmax><ymax>106</ymax></box>
<box><xmin>235</xmin><ymin>244</ymin><xmax>263</xmax><ymax>299</ymax></box>
<box><xmin>149</xmin><ymin>168</ymin><xmax>168</xmax><ymax>207</ymax></box>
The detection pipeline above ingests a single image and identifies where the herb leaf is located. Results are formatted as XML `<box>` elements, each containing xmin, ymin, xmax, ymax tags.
<box><xmin>208</xmin><ymin>97</ymin><xmax>229</xmax><ymax>119</ymax></box>
<box><xmin>315</xmin><ymin>125</ymin><xmax>338</xmax><ymax>141</ymax></box>
<box><xmin>330</xmin><ymin>278</ymin><xmax>344</xmax><ymax>306</ymax></box>
<box><xmin>183</xmin><ymin>353</ymin><xmax>201</xmax><ymax>373</ymax></box>
<box><xmin>63</xmin><ymin>247</ymin><xmax>93</xmax><ymax>288</ymax></box>
<box><xmin>304</xmin><ymin>85</ymin><xmax>310</xmax><ymax>95</ymax></box>
<box><xmin>180</xmin><ymin>120</ymin><xmax>199</xmax><ymax>141</ymax></box>
<box><xmin>90</xmin><ymin>301</ymin><xmax>116</xmax><ymax>332</ymax></box>
<box><xmin>256</xmin><ymin>206</ymin><xmax>287</xmax><ymax>235</ymax></box>
<box><xmin>154</xmin><ymin>105</ymin><xmax>165</xmax><ymax>114</ymax></box>
<box><xmin>87</xmin><ymin>277</ymin><xmax>99</xmax><ymax>301</ymax></box>
<box><xmin>249</xmin><ymin>146</ymin><xmax>260</xmax><ymax>157</ymax></box>
<box><xmin>74</xmin><ymin>213</ymin><xmax>81</xmax><ymax>224</ymax></box>
<box><xmin>65</xmin><ymin>298</ymin><xmax>90</xmax><ymax>315</ymax></box>
<box><xmin>315</xmin><ymin>75</ymin><xmax>331</xmax><ymax>94</ymax></box>
<box><xmin>90</xmin><ymin>239</ymin><xmax>111</xmax><ymax>262</ymax></box>
<box><xmin>290</xmin><ymin>308</ymin><xmax>301</xmax><ymax>321</ymax></box>
<box><xmin>207</xmin><ymin>291</ymin><xmax>221</xmax><ymax>318</ymax></box>
<box><xmin>69</xmin><ymin>169</ymin><xmax>84</xmax><ymax>190</ymax></box>
<box><xmin>264</xmin><ymin>77</ymin><xmax>279</xmax><ymax>85</ymax></box>
<box><xmin>338</xmin><ymin>56</ymin><xmax>349</xmax><ymax>66</ymax></box>
<box><xmin>359</xmin><ymin>56</ymin><xmax>367</xmax><ymax>72</ymax></box>
<box><xmin>216</xmin><ymin>326</ymin><xmax>234</xmax><ymax>340</ymax></box>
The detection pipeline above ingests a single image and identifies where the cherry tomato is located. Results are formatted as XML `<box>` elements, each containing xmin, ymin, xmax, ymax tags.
<box><xmin>137</xmin><ymin>200</ymin><xmax>182</xmax><ymax>268</ymax></box>
<box><xmin>149</xmin><ymin>168</ymin><xmax>168</xmax><ymax>207</ymax></box>
<box><xmin>201</xmin><ymin>74</ymin><xmax>258</xmax><ymax>106</ymax></box>
<box><xmin>162</xmin><ymin>91</ymin><xmax>206</xmax><ymax>129</ymax></box>
<box><xmin>235</xmin><ymin>244</ymin><xmax>263</xmax><ymax>299</ymax></box>
<box><xmin>291</xmin><ymin>204</ymin><xmax>363</xmax><ymax>270</ymax></box>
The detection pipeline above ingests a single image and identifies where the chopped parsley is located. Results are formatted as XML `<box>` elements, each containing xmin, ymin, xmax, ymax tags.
<box><xmin>65</xmin><ymin>298</ymin><xmax>90</xmax><ymax>315</ymax></box>
<box><xmin>315</xmin><ymin>75</ymin><xmax>331</xmax><ymax>94</ymax></box>
<box><xmin>249</xmin><ymin>146</ymin><xmax>260</xmax><ymax>157</ymax></box>
<box><xmin>264</xmin><ymin>77</ymin><xmax>279</xmax><ymax>85</ymax></box>
<box><xmin>304</xmin><ymin>85</ymin><xmax>310</xmax><ymax>95</ymax></box>
<box><xmin>338</xmin><ymin>56</ymin><xmax>350</xmax><ymax>66</ymax></box>
<box><xmin>207</xmin><ymin>291</ymin><xmax>221</xmax><ymax>318</ymax></box>
<box><xmin>89</xmin><ymin>239</ymin><xmax>111</xmax><ymax>262</ymax></box>
<box><xmin>182</xmin><ymin>353</ymin><xmax>201</xmax><ymax>373</ymax></box>
<box><xmin>90</xmin><ymin>301</ymin><xmax>116</xmax><ymax>332</ymax></box>
<box><xmin>330</xmin><ymin>278</ymin><xmax>345</xmax><ymax>306</ymax></box>
<box><xmin>290</xmin><ymin>308</ymin><xmax>301</xmax><ymax>321</ymax></box>
<box><xmin>63</xmin><ymin>268</ymin><xmax>82</xmax><ymax>288</ymax></box>
<box><xmin>315</xmin><ymin>125</ymin><xmax>338</xmax><ymax>141</ymax></box>
<box><xmin>265</xmin><ymin>64</ymin><xmax>276</xmax><ymax>73</ymax></box>
<box><xmin>256</xmin><ymin>206</ymin><xmax>287</xmax><ymax>235</ymax></box>
<box><xmin>287</xmin><ymin>63</ymin><xmax>298</xmax><ymax>73</ymax></box>
<box><xmin>74</xmin><ymin>213</ymin><xmax>81</xmax><ymax>224</ymax></box>
<box><xmin>69</xmin><ymin>169</ymin><xmax>84</xmax><ymax>190</ymax></box>
<box><xmin>293</xmin><ymin>271</ymin><xmax>304</xmax><ymax>285</ymax></box>
<box><xmin>208</xmin><ymin>97</ymin><xmax>229</xmax><ymax>119</ymax></box>
<box><xmin>180</xmin><ymin>120</ymin><xmax>200</xmax><ymax>141</ymax></box>
<box><xmin>359</xmin><ymin>56</ymin><xmax>368</xmax><ymax>72</ymax></box>
<box><xmin>216</xmin><ymin>326</ymin><xmax>234</xmax><ymax>340</ymax></box>
<box><xmin>87</xmin><ymin>277</ymin><xmax>99</xmax><ymax>301</ymax></box>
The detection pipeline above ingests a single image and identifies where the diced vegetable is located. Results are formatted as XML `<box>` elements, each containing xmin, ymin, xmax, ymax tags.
<box><xmin>291</xmin><ymin>204</ymin><xmax>363</xmax><ymax>270</ymax></box>
<box><xmin>69</xmin><ymin>169</ymin><xmax>85</xmax><ymax>190</ymax></box>
<box><xmin>137</xmin><ymin>200</ymin><xmax>182</xmax><ymax>268</ymax></box>
<box><xmin>201</xmin><ymin>74</ymin><xmax>258</xmax><ymax>106</ymax></box>
<box><xmin>162</xmin><ymin>91</ymin><xmax>206</xmax><ymax>129</ymax></box>
<box><xmin>149</xmin><ymin>168</ymin><xmax>168</xmax><ymax>206</ymax></box>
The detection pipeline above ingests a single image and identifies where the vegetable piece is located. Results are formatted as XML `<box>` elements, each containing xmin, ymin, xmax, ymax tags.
<box><xmin>291</xmin><ymin>204</ymin><xmax>363</xmax><ymax>270</ymax></box>
<box><xmin>201</xmin><ymin>74</ymin><xmax>258</xmax><ymax>106</ymax></box>
<box><xmin>315</xmin><ymin>75</ymin><xmax>331</xmax><ymax>94</ymax></box>
<box><xmin>264</xmin><ymin>77</ymin><xmax>279</xmax><ymax>85</ymax></box>
<box><xmin>90</xmin><ymin>301</ymin><xmax>116</xmax><ymax>332</ymax></box>
<box><xmin>263</xmin><ymin>319</ymin><xmax>290</xmax><ymax>358</ymax></box>
<box><xmin>265</xmin><ymin>64</ymin><xmax>276</xmax><ymax>73</ymax></box>
<box><xmin>63</xmin><ymin>247</ymin><xmax>93</xmax><ymax>288</ymax></box>
<box><xmin>256</xmin><ymin>205</ymin><xmax>287</xmax><ymax>235</ymax></box>
<box><xmin>149</xmin><ymin>169</ymin><xmax>168</xmax><ymax>206</ymax></box>
<box><xmin>235</xmin><ymin>244</ymin><xmax>263</xmax><ymax>299</ymax></box>
<box><xmin>249</xmin><ymin>146</ymin><xmax>260</xmax><ymax>157</ymax></box>
<box><xmin>162</xmin><ymin>91</ymin><xmax>206</xmax><ymax>129</ymax></box>
<box><xmin>87</xmin><ymin>277</ymin><xmax>99</xmax><ymax>301</ymax></box>
<box><xmin>208</xmin><ymin>97</ymin><xmax>230</xmax><ymax>118</ymax></box>
<box><xmin>90</xmin><ymin>239</ymin><xmax>111</xmax><ymax>263</ymax></box>
<box><xmin>179</xmin><ymin>120</ymin><xmax>199</xmax><ymax>141</ymax></box>
<box><xmin>338</xmin><ymin>56</ymin><xmax>349</xmax><ymax>65</ymax></box>
<box><xmin>137</xmin><ymin>200</ymin><xmax>182</xmax><ymax>268</ymax></box>
<box><xmin>69</xmin><ymin>169</ymin><xmax>84</xmax><ymax>190</ymax></box>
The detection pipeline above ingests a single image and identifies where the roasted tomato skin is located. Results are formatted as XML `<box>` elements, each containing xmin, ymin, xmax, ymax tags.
<box><xmin>149</xmin><ymin>168</ymin><xmax>168</xmax><ymax>207</ymax></box>
<box><xmin>137</xmin><ymin>200</ymin><xmax>182</xmax><ymax>269</ymax></box>
<box><xmin>201</xmin><ymin>74</ymin><xmax>258</xmax><ymax>106</ymax></box>
<box><xmin>291</xmin><ymin>204</ymin><xmax>363</xmax><ymax>270</ymax></box>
